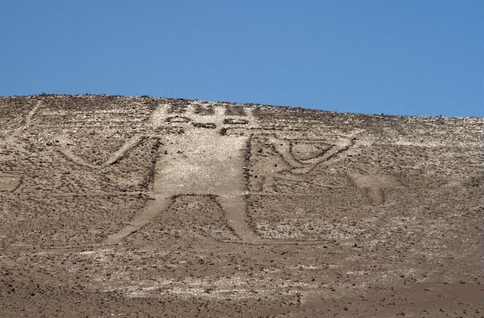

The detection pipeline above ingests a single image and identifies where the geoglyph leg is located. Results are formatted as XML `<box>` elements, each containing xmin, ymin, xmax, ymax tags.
<box><xmin>103</xmin><ymin>196</ymin><xmax>173</xmax><ymax>245</ymax></box>
<box><xmin>217</xmin><ymin>195</ymin><xmax>260</xmax><ymax>243</ymax></box>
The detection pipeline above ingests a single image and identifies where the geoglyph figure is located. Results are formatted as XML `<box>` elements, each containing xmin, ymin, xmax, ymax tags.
<box><xmin>103</xmin><ymin>102</ymin><xmax>365</xmax><ymax>245</ymax></box>
<box><xmin>104</xmin><ymin>102</ymin><xmax>261</xmax><ymax>244</ymax></box>
<box><xmin>23</xmin><ymin>100</ymin><xmax>393</xmax><ymax>245</ymax></box>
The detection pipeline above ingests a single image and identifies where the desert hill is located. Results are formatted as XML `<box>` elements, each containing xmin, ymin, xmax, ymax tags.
<box><xmin>0</xmin><ymin>95</ymin><xmax>482</xmax><ymax>317</ymax></box>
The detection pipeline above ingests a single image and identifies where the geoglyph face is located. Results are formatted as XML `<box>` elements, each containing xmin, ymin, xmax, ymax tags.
<box><xmin>150</xmin><ymin>101</ymin><xmax>260</xmax><ymax>136</ymax></box>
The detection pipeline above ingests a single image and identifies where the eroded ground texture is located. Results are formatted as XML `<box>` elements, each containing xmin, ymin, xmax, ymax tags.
<box><xmin>0</xmin><ymin>95</ymin><xmax>483</xmax><ymax>317</ymax></box>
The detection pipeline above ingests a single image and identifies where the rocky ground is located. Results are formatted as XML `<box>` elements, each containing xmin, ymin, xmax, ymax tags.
<box><xmin>0</xmin><ymin>95</ymin><xmax>483</xmax><ymax>317</ymax></box>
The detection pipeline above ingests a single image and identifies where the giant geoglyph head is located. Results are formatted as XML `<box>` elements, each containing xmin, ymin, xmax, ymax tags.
<box><xmin>150</xmin><ymin>100</ymin><xmax>259</xmax><ymax>136</ymax></box>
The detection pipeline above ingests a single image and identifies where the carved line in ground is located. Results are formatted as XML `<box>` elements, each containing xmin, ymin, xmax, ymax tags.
<box><xmin>288</xmin><ymin>139</ymin><xmax>351</xmax><ymax>164</ymax></box>
<box><xmin>288</xmin><ymin>141</ymin><xmax>316</xmax><ymax>164</ymax></box>
<box><xmin>39</xmin><ymin>109</ymin><xmax>151</xmax><ymax>115</ymax></box>
<box><xmin>1</xmin><ymin>103</ymin><xmax>41</xmax><ymax>191</ymax></box>
<box><xmin>0</xmin><ymin>243</ymin><xmax>105</xmax><ymax>254</ymax></box>
<box><xmin>0</xmin><ymin>175</ymin><xmax>22</xmax><ymax>192</ymax></box>
<box><xmin>258</xmin><ymin>135</ymin><xmax>358</xmax><ymax>193</ymax></box>
<box><xmin>32</xmin><ymin>124</ymin><xmax>146</xmax><ymax>128</ymax></box>
<box><xmin>217</xmin><ymin>238</ymin><xmax>328</xmax><ymax>246</ymax></box>
<box><xmin>290</xmin><ymin>136</ymin><xmax>357</xmax><ymax>175</ymax></box>
<box><xmin>256</xmin><ymin>133</ymin><xmax>403</xmax><ymax>205</ymax></box>
<box><xmin>36</xmin><ymin>117</ymin><xmax>147</xmax><ymax>122</ymax></box>
<box><xmin>154</xmin><ymin>126</ymin><xmax>253</xmax><ymax>135</ymax></box>
<box><xmin>34</xmin><ymin>124</ymin><xmax>262</xmax><ymax>132</ymax></box>
<box><xmin>1</xmin><ymin>237</ymin><xmax>328</xmax><ymax>256</ymax></box>
<box><xmin>57</xmin><ymin>134</ymin><xmax>144</xmax><ymax>169</ymax></box>
<box><xmin>23</xmin><ymin>101</ymin><xmax>41</xmax><ymax>130</ymax></box>
<box><xmin>2</xmin><ymin>190</ymin><xmax>407</xmax><ymax>198</ymax></box>
<box><xmin>269</xmin><ymin>136</ymin><xmax>306</xmax><ymax>169</ymax></box>
<box><xmin>7</xmin><ymin>101</ymin><xmax>42</xmax><ymax>135</ymax></box>
<box><xmin>242</xmin><ymin>136</ymin><xmax>255</xmax><ymax>236</ymax></box>
<box><xmin>224</xmin><ymin>127</ymin><xmax>346</xmax><ymax>140</ymax></box>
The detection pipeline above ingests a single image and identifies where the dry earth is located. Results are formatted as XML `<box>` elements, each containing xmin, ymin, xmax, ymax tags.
<box><xmin>0</xmin><ymin>95</ymin><xmax>483</xmax><ymax>317</ymax></box>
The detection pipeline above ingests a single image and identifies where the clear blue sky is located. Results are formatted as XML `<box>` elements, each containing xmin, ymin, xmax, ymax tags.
<box><xmin>1</xmin><ymin>0</ymin><xmax>483</xmax><ymax>117</ymax></box>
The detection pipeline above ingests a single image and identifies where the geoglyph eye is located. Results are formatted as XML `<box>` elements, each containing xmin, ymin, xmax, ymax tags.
<box><xmin>165</xmin><ymin>116</ymin><xmax>191</xmax><ymax>123</ymax></box>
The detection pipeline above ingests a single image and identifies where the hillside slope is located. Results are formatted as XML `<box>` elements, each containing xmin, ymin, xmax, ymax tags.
<box><xmin>1</xmin><ymin>95</ymin><xmax>483</xmax><ymax>317</ymax></box>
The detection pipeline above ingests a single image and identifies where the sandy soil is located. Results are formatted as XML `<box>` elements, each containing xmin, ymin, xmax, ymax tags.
<box><xmin>0</xmin><ymin>95</ymin><xmax>483</xmax><ymax>317</ymax></box>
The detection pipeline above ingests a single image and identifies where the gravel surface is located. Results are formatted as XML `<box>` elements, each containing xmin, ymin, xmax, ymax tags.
<box><xmin>1</xmin><ymin>95</ymin><xmax>482</xmax><ymax>317</ymax></box>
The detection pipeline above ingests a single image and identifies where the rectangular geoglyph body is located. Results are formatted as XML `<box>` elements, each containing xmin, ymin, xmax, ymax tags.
<box><xmin>150</xmin><ymin>102</ymin><xmax>255</xmax><ymax>197</ymax></box>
